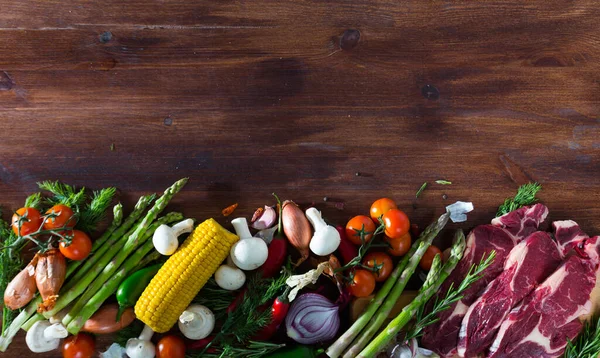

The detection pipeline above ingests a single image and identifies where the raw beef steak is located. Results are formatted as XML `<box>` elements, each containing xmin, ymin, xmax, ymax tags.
<box><xmin>488</xmin><ymin>254</ymin><xmax>597</xmax><ymax>358</ymax></box>
<box><xmin>457</xmin><ymin>232</ymin><xmax>562</xmax><ymax>357</ymax></box>
<box><xmin>421</xmin><ymin>204</ymin><xmax>548</xmax><ymax>356</ymax></box>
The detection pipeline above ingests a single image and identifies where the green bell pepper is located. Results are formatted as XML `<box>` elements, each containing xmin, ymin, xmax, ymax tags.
<box><xmin>115</xmin><ymin>263</ymin><xmax>162</xmax><ymax>320</ymax></box>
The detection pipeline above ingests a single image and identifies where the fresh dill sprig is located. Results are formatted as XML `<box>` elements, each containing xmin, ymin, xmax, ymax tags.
<box><xmin>24</xmin><ymin>193</ymin><xmax>43</xmax><ymax>210</ymax></box>
<box><xmin>565</xmin><ymin>316</ymin><xmax>600</xmax><ymax>358</ymax></box>
<box><xmin>0</xmin><ymin>211</ymin><xmax>23</xmax><ymax>337</ymax></box>
<box><xmin>496</xmin><ymin>182</ymin><xmax>541</xmax><ymax>217</ymax></box>
<box><xmin>191</xmin><ymin>341</ymin><xmax>286</xmax><ymax>358</ymax></box>
<box><xmin>193</xmin><ymin>278</ymin><xmax>236</xmax><ymax>313</ymax></box>
<box><xmin>77</xmin><ymin>187</ymin><xmax>117</xmax><ymax>232</ymax></box>
<box><xmin>416</xmin><ymin>182</ymin><xmax>428</xmax><ymax>198</ymax></box>
<box><xmin>405</xmin><ymin>251</ymin><xmax>496</xmax><ymax>341</ymax></box>
<box><xmin>38</xmin><ymin>181</ymin><xmax>87</xmax><ymax>208</ymax></box>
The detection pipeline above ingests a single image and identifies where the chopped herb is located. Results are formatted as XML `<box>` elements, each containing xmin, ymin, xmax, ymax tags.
<box><xmin>110</xmin><ymin>143</ymin><xmax>115</xmax><ymax>151</ymax></box>
<box><xmin>496</xmin><ymin>182</ymin><xmax>541</xmax><ymax>217</ymax></box>
<box><xmin>416</xmin><ymin>182</ymin><xmax>428</xmax><ymax>198</ymax></box>
<box><xmin>435</xmin><ymin>180</ymin><xmax>452</xmax><ymax>185</ymax></box>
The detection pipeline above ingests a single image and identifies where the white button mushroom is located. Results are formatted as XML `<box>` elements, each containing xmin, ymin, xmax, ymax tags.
<box><xmin>215</xmin><ymin>265</ymin><xmax>246</xmax><ymax>290</ymax></box>
<box><xmin>305</xmin><ymin>207</ymin><xmax>341</xmax><ymax>256</ymax></box>
<box><xmin>25</xmin><ymin>320</ymin><xmax>64</xmax><ymax>353</ymax></box>
<box><xmin>178</xmin><ymin>304</ymin><xmax>215</xmax><ymax>340</ymax></box>
<box><xmin>125</xmin><ymin>324</ymin><xmax>155</xmax><ymax>358</ymax></box>
<box><xmin>152</xmin><ymin>219</ymin><xmax>194</xmax><ymax>256</ymax></box>
<box><xmin>230</xmin><ymin>218</ymin><xmax>269</xmax><ymax>271</ymax></box>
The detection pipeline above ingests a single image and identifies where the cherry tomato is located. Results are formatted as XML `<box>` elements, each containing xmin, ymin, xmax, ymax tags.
<box><xmin>362</xmin><ymin>252</ymin><xmax>393</xmax><ymax>282</ymax></box>
<box><xmin>420</xmin><ymin>245</ymin><xmax>442</xmax><ymax>271</ymax></box>
<box><xmin>348</xmin><ymin>269</ymin><xmax>376</xmax><ymax>297</ymax></box>
<box><xmin>346</xmin><ymin>215</ymin><xmax>376</xmax><ymax>245</ymax></box>
<box><xmin>386</xmin><ymin>233</ymin><xmax>411</xmax><ymax>257</ymax></box>
<box><xmin>11</xmin><ymin>207</ymin><xmax>43</xmax><ymax>236</ymax></box>
<box><xmin>382</xmin><ymin>209</ymin><xmax>410</xmax><ymax>239</ymax></box>
<box><xmin>370</xmin><ymin>198</ymin><xmax>397</xmax><ymax>223</ymax></box>
<box><xmin>59</xmin><ymin>230</ymin><xmax>92</xmax><ymax>261</ymax></box>
<box><xmin>62</xmin><ymin>333</ymin><xmax>95</xmax><ymax>358</ymax></box>
<box><xmin>44</xmin><ymin>204</ymin><xmax>76</xmax><ymax>230</ymax></box>
<box><xmin>157</xmin><ymin>335</ymin><xmax>186</xmax><ymax>358</ymax></box>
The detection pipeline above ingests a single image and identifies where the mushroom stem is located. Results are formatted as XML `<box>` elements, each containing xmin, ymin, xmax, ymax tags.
<box><xmin>171</xmin><ymin>219</ymin><xmax>194</xmax><ymax>236</ymax></box>
<box><xmin>139</xmin><ymin>324</ymin><xmax>154</xmax><ymax>341</ymax></box>
<box><xmin>231</xmin><ymin>218</ymin><xmax>252</xmax><ymax>239</ymax></box>
<box><xmin>305</xmin><ymin>208</ymin><xmax>328</xmax><ymax>231</ymax></box>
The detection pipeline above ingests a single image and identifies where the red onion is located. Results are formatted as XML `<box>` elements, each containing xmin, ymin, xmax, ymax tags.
<box><xmin>285</xmin><ymin>293</ymin><xmax>340</xmax><ymax>344</ymax></box>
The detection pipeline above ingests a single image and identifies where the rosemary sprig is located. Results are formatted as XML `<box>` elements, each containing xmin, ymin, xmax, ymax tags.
<box><xmin>77</xmin><ymin>187</ymin><xmax>117</xmax><ymax>232</ymax></box>
<box><xmin>416</xmin><ymin>182</ymin><xmax>428</xmax><ymax>198</ymax></box>
<box><xmin>496</xmin><ymin>182</ymin><xmax>541</xmax><ymax>217</ymax></box>
<box><xmin>404</xmin><ymin>251</ymin><xmax>496</xmax><ymax>342</ymax></box>
<box><xmin>38</xmin><ymin>180</ymin><xmax>87</xmax><ymax>208</ymax></box>
<box><xmin>565</xmin><ymin>316</ymin><xmax>600</xmax><ymax>358</ymax></box>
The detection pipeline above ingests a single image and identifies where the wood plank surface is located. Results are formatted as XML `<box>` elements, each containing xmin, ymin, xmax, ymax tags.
<box><xmin>1</xmin><ymin>0</ymin><xmax>600</xmax><ymax>356</ymax></box>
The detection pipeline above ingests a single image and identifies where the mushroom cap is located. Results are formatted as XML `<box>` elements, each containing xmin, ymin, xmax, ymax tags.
<box><xmin>178</xmin><ymin>304</ymin><xmax>215</xmax><ymax>340</ymax></box>
<box><xmin>214</xmin><ymin>265</ymin><xmax>246</xmax><ymax>290</ymax></box>
<box><xmin>26</xmin><ymin>321</ymin><xmax>60</xmax><ymax>353</ymax></box>
<box><xmin>230</xmin><ymin>238</ymin><xmax>268</xmax><ymax>270</ymax></box>
<box><xmin>309</xmin><ymin>225</ymin><xmax>341</xmax><ymax>256</ymax></box>
<box><xmin>126</xmin><ymin>338</ymin><xmax>156</xmax><ymax>358</ymax></box>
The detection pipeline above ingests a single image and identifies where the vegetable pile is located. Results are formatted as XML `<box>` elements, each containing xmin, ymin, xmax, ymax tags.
<box><xmin>0</xmin><ymin>181</ymin><xmax>598</xmax><ymax>358</ymax></box>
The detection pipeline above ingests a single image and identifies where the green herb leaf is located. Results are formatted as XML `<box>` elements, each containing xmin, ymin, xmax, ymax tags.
<box><xmin>24</xmin><ymin>193</ymin><xmax>43</xmax><ymax>210</ymax></box>
<box><xmin>416</xmin><ymin>182</ymin><xmax>428</xmax><ymax>198</ymax></box>
<box><xmin>565</xmin><ymin>316</ymin><xmax>600</xmax><ymax>358</ymax></box>
<box><xmin>496</xmin><ymin>182</ymin><xmax>541</xmax><ymax>217</ymax></box>
<box><xmin>38</xmin><ymin>181</ymin><xmax>87</xmax><ymax>208</ymax></box>
<box><xmin>0</xmin><ymin>210</ymin><xmax>24</xmax><ymax>337</ymax></box>
<box><xmin>435</xmin><ymin>180</ymin><xmax>452</xmax><ymax>185</ymax></box>
<box><xmin>405</xmin><ymin>251</ymin><xmax>496</xmax><ymax>342</ymax></box>
<box><xmin>76</xmin><ymin>187</ymin><xmax>117</xmax><ymax>233</ymax></box>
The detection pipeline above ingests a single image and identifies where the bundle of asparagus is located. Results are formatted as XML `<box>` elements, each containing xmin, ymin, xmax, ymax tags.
<box><xmin>0</xmin><ymin>178</ymin><xmax>188</xmax><ymax>351</ymax></box>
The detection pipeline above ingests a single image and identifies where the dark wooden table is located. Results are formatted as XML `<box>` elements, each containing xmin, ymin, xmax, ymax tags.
<box><xmin>1</xmin><ymin>1</ymin><xmax>600</xmax><ymax>356</ymax></box>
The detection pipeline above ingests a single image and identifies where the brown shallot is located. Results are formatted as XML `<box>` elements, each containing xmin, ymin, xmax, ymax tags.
<box><xmin>35</xmin><ymin>249</ymin><xmax>66</xmax><ymax>313</ymax></box>
<box><xmin>3</xmin><ymin>255</ymin><xmax>39</xmax><ymax>310</ymax></box>
<box><xmin>282</xmin><ymin>200</ymin><xmax>312</xmax><ymax>265</ymax></box>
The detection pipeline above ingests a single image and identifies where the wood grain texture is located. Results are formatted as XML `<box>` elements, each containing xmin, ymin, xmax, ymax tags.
<box><xmin>1</xmin><ymin>0</ymin><xmax>600</xmax><ymax>356</ymax></box>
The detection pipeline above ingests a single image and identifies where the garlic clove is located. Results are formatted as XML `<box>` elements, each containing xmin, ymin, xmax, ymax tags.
<box><xmin>251</xmin><ymin>206</ymin><xmax>277</xmax><ymax>230</ymax></box>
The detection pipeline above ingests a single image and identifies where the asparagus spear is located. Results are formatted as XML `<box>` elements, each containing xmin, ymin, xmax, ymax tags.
<box><xmin>66</xmin><ymin>213</ymin><xmax>184</xmax><ymax>334</ymax></box>
<box><xmin>65</xmin><ymin>203</ymin><xmax>124</xmax><ymax>280</ymax></box>
<box><xmin>326</xmin><ymin>213</ymin><xmax>449</xmax><ymax>358</ymax></box>
<box><xmin>43</xmin><ymin>195</ymin><xmax>155</xmax><ymax>319</ymax></box>
<box><xmin>357</xmin><ymin>233</ymin><xmax>472</xmax><ymax>358</ymax></box>
<box><xmin>62</xmin><ymin>179</ymin><xmax>187</xmax><ymax>326</ymax></box>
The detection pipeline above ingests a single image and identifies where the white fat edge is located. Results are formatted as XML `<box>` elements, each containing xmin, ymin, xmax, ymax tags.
<box><xmin>583</xmin><ymin>264</ymin><xmax>600</xmax><ymax>320</ymax></box>
<box><xmin>505</xmin><ymin>242</ymin><xmax>529</xmax><ymax>292</ymax></box>
<box><xmin>438</xmin><ymin>300</ymin><xmax>470</xmax><ymax>332</ymax></box>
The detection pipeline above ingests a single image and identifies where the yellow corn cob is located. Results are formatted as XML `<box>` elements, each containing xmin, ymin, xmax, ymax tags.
<box><xmin>134</xmin><ymin>218</ymin><xmax>239</xmax><ymax>332</ymax></box>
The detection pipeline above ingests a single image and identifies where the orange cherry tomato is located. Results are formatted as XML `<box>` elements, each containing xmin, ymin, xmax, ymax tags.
<box><xmin>362</xmin><ymin>252</ymin><xmax>393</xmax><ymax>282</ymax></box>
<box><xmin>11</xmin><ymin>207</ymin><xmax>43</xmax><ymax>237</ymax></box>
<box><xmin>386</xmin><ymin>233</ymin><xmax>412</xmax><ymax>257</ymax></box>
<box><xmin>44</xmin><ymin>204</ymin><xmax>76</xmax><ymax>230</ymax></box>
<box><xmin>156</xmin><ymin>335</ymin><xmax>186</xmax><ymax>358</ymax></box>
<box><xmin>370</xmin><ymin>198</ymin><xmax>397</xmax><ymax>223</ymax></box>
<box><xmin>420</xmin><ymin>245</ymin><xmax>442</xmax><ymax>271</ymax></box>
<box><xmin>346</xmin><ymin>215</ymin><xmax>376</xmax><ymax>245</ymax></box>
<box><xmin>382</xmin><ymin>209</ymin><xmax>410</xmax><ymax>239</ymax></box>
<box><xmin>62</xmin><ymin>333</ymin><xmax>95</xmax><ymax>358</ymax></box>
<box><xmin>349</xmin><ymin>269</ymin><xmax>376</xmax><ymax>297</ymax></box>
<box><xmin>59</xmin><ymin>230</ymin><xmax>92</xmax><ymax>261</ymax></box>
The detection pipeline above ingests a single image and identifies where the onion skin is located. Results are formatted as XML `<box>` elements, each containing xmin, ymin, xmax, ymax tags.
<box><xmin>282</xmin><ymin>200</ymin><xmax>312</xmax><ymax>265</ymax></box>
<box><xmin>285</xmin><ymin>293</ymin><xmax>340</xmax><ymax>344</ymax></box>
<box><xmin>3</xmin><ymin>257</ymin><xmax>38</xmax><ymax>310</ymax></box>
<box><xmin>35</xmin><ymin>249</ymin><xmax>66</xmax><ymax>312</ymax></box>
<box><xmin>83</xmin><ymin>303</ymin><xmax>136</xmax><ymax>334</ymax></box>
